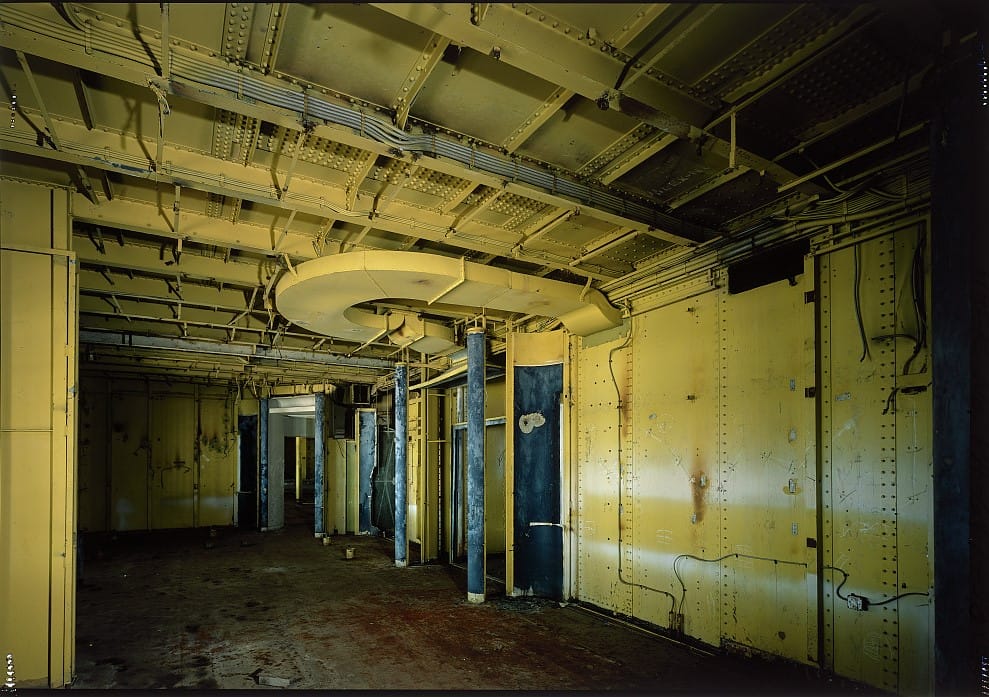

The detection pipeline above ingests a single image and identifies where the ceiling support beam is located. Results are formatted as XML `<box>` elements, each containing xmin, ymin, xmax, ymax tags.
<box><xmin>15</xmin><ymin>49</ymin><xmax>98</xmax><ymax>204</ymax></box>
<box><xmin>667</xmin><ymin>166</ymin><xmax>750</xmax><ymax>210</ymax></box>
<box><xmin>512</xmin><ymin>208</ymin><xmax>574</xmax><ymax>255</ymax></box>
<box><xmin>347</xmin><ymin>151</ymin><xmax>378</xmax><ymax>209</ymax></box>
<box><xmin>0</xmin><ymin>13</ymin><xmax>711</xmax><ymax>242</ymax></box>
<box><xmin>370</xmin><ymin>3</ymin><xmax>800</xmax><ymax>185</ymax></box>
<box><xmin>776</xmin><ymin>65</ymin><xmax>933</xmax><ymax>162</ymax></box>
<box><xmin>719</xmin><ymin>5</ymin><xmax>880</xmax><ymax>108</ymax></box>
<box><xmin>279</xmin><ymin>129</ymin><xmax>304</xmax><ymax>196</ymax></box>
<box><xmin>607</xmin><ymin>4</ymin><xmax>674</xmax><ymax>49</ymax></box>
<box><xmin>79</xmin><ymin>330</ymin><xmax>395</xmax><ymax>369</ymax></box>
<box><xmin>598</xmin><ymin>132</ymin><xmax>678</xmax><ymax>185</ymax></box>
<box><xmin>777</xmin><ymin>122</ymin><xmax>928</xmax><ymax>193</ymax></box>
<box><xmin>72</xmin><ymin>69</ymin><xmax>97</xmax><ymax>130</ymax></box>
<box><xmin>160</xmin><ymin>3</ymin><xmax>171</xmax><ymax>80</ymax></box>
<box><xmin>15</xmin><ymin>50</ymin><xmax>61</xmax><ymax>150</ymax></box>
<box><xmin>394</xmin><ymin>34</ymin><xmax>451</xmax><ymax>129</ymax></box>
<box><xmin>76</xmin><ymin>238</ymin><xmax>264</xmax><ymax>287</ymax></box>
<box><xmin>570</xmin><ymin>226</ymin><xmax>639</xmax><ymax>266</ymax></box>
<box><xmin>450</xmin><ymin>186</ymin><xmax>504</xmax><ymax>231</ymax></box>
<box><xmin>501</xmin><ymin>87</ymin><xmax>573</xmax><ymax>153</ymax></box>
<box><xmin>618</xmin><ymin>5</ymin><xmax>718</xmax><ymax>93</ymax></box>
<box><xmin>439</xmin><ymin>181</ymin><xmax>478</xmax><ymax>214</ymax></box>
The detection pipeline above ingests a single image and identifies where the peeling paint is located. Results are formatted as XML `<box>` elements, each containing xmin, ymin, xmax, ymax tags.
<box><xmin>518</xmin><ymin>412</ymin><xmax>546</xmax><ymax>434</ymax></box>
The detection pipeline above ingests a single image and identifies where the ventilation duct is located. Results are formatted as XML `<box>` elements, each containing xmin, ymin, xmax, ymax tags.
<box><xmin>275</xmin><ymin>251</ymin><xmax>622</xmax><ymax>354</ymax></box>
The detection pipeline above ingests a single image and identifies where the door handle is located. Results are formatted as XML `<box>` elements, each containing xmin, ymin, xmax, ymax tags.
<box><xmin>528</xmin><ymin>522</ymin><xmax>563</xmax><ymax>528</ymax></box>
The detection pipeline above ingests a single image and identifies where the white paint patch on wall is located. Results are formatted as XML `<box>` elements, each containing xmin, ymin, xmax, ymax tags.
<box><xmin>518</xmin><ymin>412</ymin><xmax>546</xmax><ymax>434</ymax></box>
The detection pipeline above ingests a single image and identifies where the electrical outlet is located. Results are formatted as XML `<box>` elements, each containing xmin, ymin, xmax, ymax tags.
<box><xmin>846</xmin><ymin>594</ymin><xmax>869</xmax><ymax>611</ymax></box>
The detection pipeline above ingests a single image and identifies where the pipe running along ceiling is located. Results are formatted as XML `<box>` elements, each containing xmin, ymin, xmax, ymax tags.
<box><xmin>275</xmin><ymin>251</ymin><xmax>622</xmax><ymax>354</ymax></box>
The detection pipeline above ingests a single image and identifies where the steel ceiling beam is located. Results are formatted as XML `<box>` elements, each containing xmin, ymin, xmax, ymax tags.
<box><xmin>75</xmin><ymin>237</ymin><xmax>269</xmax><ymax>287</ymax></box>
<box><xmin>370</xmin><ymin>3</ymin><xmax>800</xmax><ymax>184</ymax></box>
<box><xmin>79</xmin><ymin>330</ymin><xmax>395</xmax><ymax>370</ymax></box>
<box><xmin>501</xmin><ymin>87</ymin><xmax>574</xmax><ymax>153</ymax></box>
<box><xmin>394</xmin><ymin>33</ymin><xmax>451</xmax><ymax>129</ymax></box>
<box><xmin>2</xmin><ymin>115</ymin><xmax>640</xmax><ymax>276</ymax></box>
<box><xmin>0</xmin><ymin>8</ymin><xmax>713</xmax><ymax>244</ymax></box>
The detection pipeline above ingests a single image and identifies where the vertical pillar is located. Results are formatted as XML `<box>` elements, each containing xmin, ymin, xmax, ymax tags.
<box><xmin>259</xmin><ymin>398</ymin><xmax>269</xmax><ymax>531</ymax></box>
<box><xmin>930</xmin><ymin>28</ymin><xmax>987</xmax><ymax>694</ymax></box>
<box><xmin>295</xmin><ymin>438</ymin><xmax>302</xmax><ymax>503</ymax></box>
<box><xmin>314</xmin><ymin>393</ymin><xmax>326</xmax><ymax>537</ymax></box>
<box><xmin>395</xmin><ymin>364</ymin><xmax>408</xmax><ymax>567</ymax></box>
<box><xmin>466</xmin><ymin>327</ymin><xmax>486</xmax><ymax>603</ymax></box>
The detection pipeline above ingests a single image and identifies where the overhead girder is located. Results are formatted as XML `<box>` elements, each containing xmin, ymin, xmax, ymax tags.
<box><xmin>4</xmin><ymin>115</ymin><xmax>640</xmax><ymax>277</ymax></box>
<box><xmin>0</xmin><ymin>7</ymin><xmax>714</xmax><ymax>246</ymax></box>
<box><xmin>369</xmin><ymin>3</ymin><xmax>807</xmax><ymax>186</ymax></box>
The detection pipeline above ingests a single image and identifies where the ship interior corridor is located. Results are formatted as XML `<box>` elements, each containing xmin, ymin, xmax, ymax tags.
<box><xmin>0</xmin><ymin>2</ymin><xmax>985</xmax><ymax>695</ymax></box>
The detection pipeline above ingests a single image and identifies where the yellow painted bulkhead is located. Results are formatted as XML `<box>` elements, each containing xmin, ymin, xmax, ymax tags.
<box><xmin>571</xmin><ymin>224</ymin><xmax>933</xmax><ymax>693</ymax></box>
<box><xmin>77</xmin><ymin>377</ymin><xmax>238</xmax><ymax>531</ymax></box>
<box><xmin>0</xmin><ymin>179</ymin><xmax>77</xmax><ymax>687</ymax></box>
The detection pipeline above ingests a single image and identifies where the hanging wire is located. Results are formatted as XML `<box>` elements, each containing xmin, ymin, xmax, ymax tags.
<box><xmin>853</xmin><ymin>244</ymin><xmax>870</xmax><ymax>362</ymax></box>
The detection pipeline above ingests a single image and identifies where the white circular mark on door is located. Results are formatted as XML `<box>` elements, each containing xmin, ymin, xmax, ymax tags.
<box><xmin>518</xmin><ymin>412</ymin><xmax>546</xmax><ymax>434</ymax></box>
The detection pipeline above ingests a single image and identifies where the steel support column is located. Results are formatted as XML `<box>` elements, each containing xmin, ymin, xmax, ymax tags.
<box><xmin>259</xmin><ymin>398</ymin><xmax>269</xmax><ymax>531</ymax></box>
<box><xmin>394</xmin><ymin>363</ymin><xmax>408</xmax><ymax>567</ymax></box>
<box><xmin>930</xmin><ymin>32</ymin><xmax>986</xmax><ymax>695</ymax></box>
<box><xmin>314</xmin><ymin>392</ymin><xmax>326</xmax><ymax>537</ymax></box>
<box><xmin>466</xmin><ymin>327</ymin><xmax>486</xmax><ymax>603</ymax></box>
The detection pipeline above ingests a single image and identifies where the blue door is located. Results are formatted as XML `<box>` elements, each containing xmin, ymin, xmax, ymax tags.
<box><xmin>512</xmin><ymin>364</ymin><xmax>563</xmax><ymax>599</ymax></box>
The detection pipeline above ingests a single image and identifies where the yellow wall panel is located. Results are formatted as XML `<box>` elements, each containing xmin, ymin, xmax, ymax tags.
<box><xmin>407</xmin><ymin>396</ymin><xmax>422</xmax><ymax>544</ymax></box>
<box><xmin>0</xmin><ymin>431</ymin><xmax>53</xmax><ymax>685</ymax></box>
<box><xmin>83</xmin><ymin>380</ymin><xmax>240</xmax><ymax>531</ymax></box>
<box><xmin>819</xmin><ymin>225</ymin><xmax>933</xmax><ymax>693</ymax></box>
<box><xmin>77</xmin><ymin>380</ymin><xmax>109</xmax><ymax>532</ymax></box>
<box><xmin>574</xmin><ymin>326</ymin><xmax>632</xmax><ymax>616</ymax></box>
<box><xmin>109</xmin><ymin>391</ymin><xmax>150</xmax><ymax>531</ymax></box>
<box><xmin>324</xmin><ymin>438</ymin><xmax>350</xmax><ymax>534</ymax></box>
<box><xmin>0</xmin><ymin>180</ymin><xmax>77</xmax><ymax>687</ymax></box>
<box><xmin>485</xmin><ymin>423</ymin><xmax>506</xmax><ymax>554</ymax></box>
<box><xmin>718</xmin><ymin>268</ymin><xmax>817</xmax><ymax>665</ymax></box>
<box><xmin>0</xmin><ymin>253</ymin><xmax>53</xmax><ymax>431</ymax></box>
<box><xmin>631</xmin><ymin>292</ymin><xmax>720</xmax><ymax>640</ymax></box>
<box><xmin>198</xmin><ymin>396</ymin><xmax>236</xmax><ymax>527</ymax></box>
<box><xmin>150</xmin><ymin>396</ymin><xmax>196</xmax><ymax>529</ymax></box>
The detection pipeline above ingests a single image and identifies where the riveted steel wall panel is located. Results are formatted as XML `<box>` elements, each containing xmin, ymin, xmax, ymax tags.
<box><xmin>819</xmin><ymin>223</ymin><xmax>932</xmax><ymax>693</ymax></box>
<box><xmin>109</xmin><ymin>390</ymin><xmax>150</xmax><ymax>531</ymax></box>
<box><xmin>149</xmin><ymin>396</ymin><xmax>196</xmax><ymax>529</ymax></box>
<box><xmin>631</xmin><ymin>291</ymin><xmax>719</xmax><ymax>639</ymax></box>
<box><xmin>486</xmin><ymin>423</ymin><xmax>507</xmax><ymax>555</ymax></box>
<box><xmin>574</xmin><ymin>323</ymin><xmax>633</xmax><ymax>616</ymax></box>
<box><xmin>0</xmin><ymin>180</ymin><xmax>77</xmax><ymax>687</ymax></box>
<box><xmin>77</xmin><ymin>378</ymin><xmax>108</xmax><ymax>532</ymax></box>
<box><xmin>718</xmin><ymin>263</ymin><xmax>817</xmax><ymax>665</ymax></box>
<box><xmin>198</xmin><ymin>396</ymin><xmax>236</xmax><ymax>527</ymax></box>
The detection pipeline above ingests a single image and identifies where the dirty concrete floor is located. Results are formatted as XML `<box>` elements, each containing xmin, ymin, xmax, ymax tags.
<box><xmin>71</xmin><ymin>501</ymin><xmax>881</xmax><ymax>694</ymax></box>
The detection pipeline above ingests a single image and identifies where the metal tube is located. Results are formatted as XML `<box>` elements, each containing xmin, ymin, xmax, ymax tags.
<box><xmin>394</xmin><ymin>363</ymin><xmax>408</xmax><ymax>567</ymax></box>
<box><xmin>314</xmin><ymin>392</ymin><xmax>325</xmax><ymax>537</ymax></box>
<box><xmin>259</xmin><ymin>398</ymin><xmax>269</xmax><ymax>531</ymax></box>
<box><xmin>466</xmin><ymin>327</ymin><xmax>486</xmax><ymax>602</ymax></box>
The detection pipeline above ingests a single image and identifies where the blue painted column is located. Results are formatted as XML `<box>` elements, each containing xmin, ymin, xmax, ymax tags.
<box><xmin>314</xmin><ymin>393</ymin><xmax>326</xmax><ymax>537</ymax></box>
<box><xmin>394</xmin><ymin>363</ymin><xmax>408</xmax><ymax>567</ymax></box>
<box><xmin>466</xmin><ymin>327</ymin><xmax>486</xmax><ymax>603</ymax></box>
<box><xmin>259</xmin><ymin>398</ymin><xmax>269</xmax><ymax>531</ymax></box>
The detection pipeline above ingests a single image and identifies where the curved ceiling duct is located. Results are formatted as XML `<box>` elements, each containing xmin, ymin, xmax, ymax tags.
<box><xmin>275</xmin><ymin>251</ymin><xmax>622</xmax><ymax>354</ymax></box>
